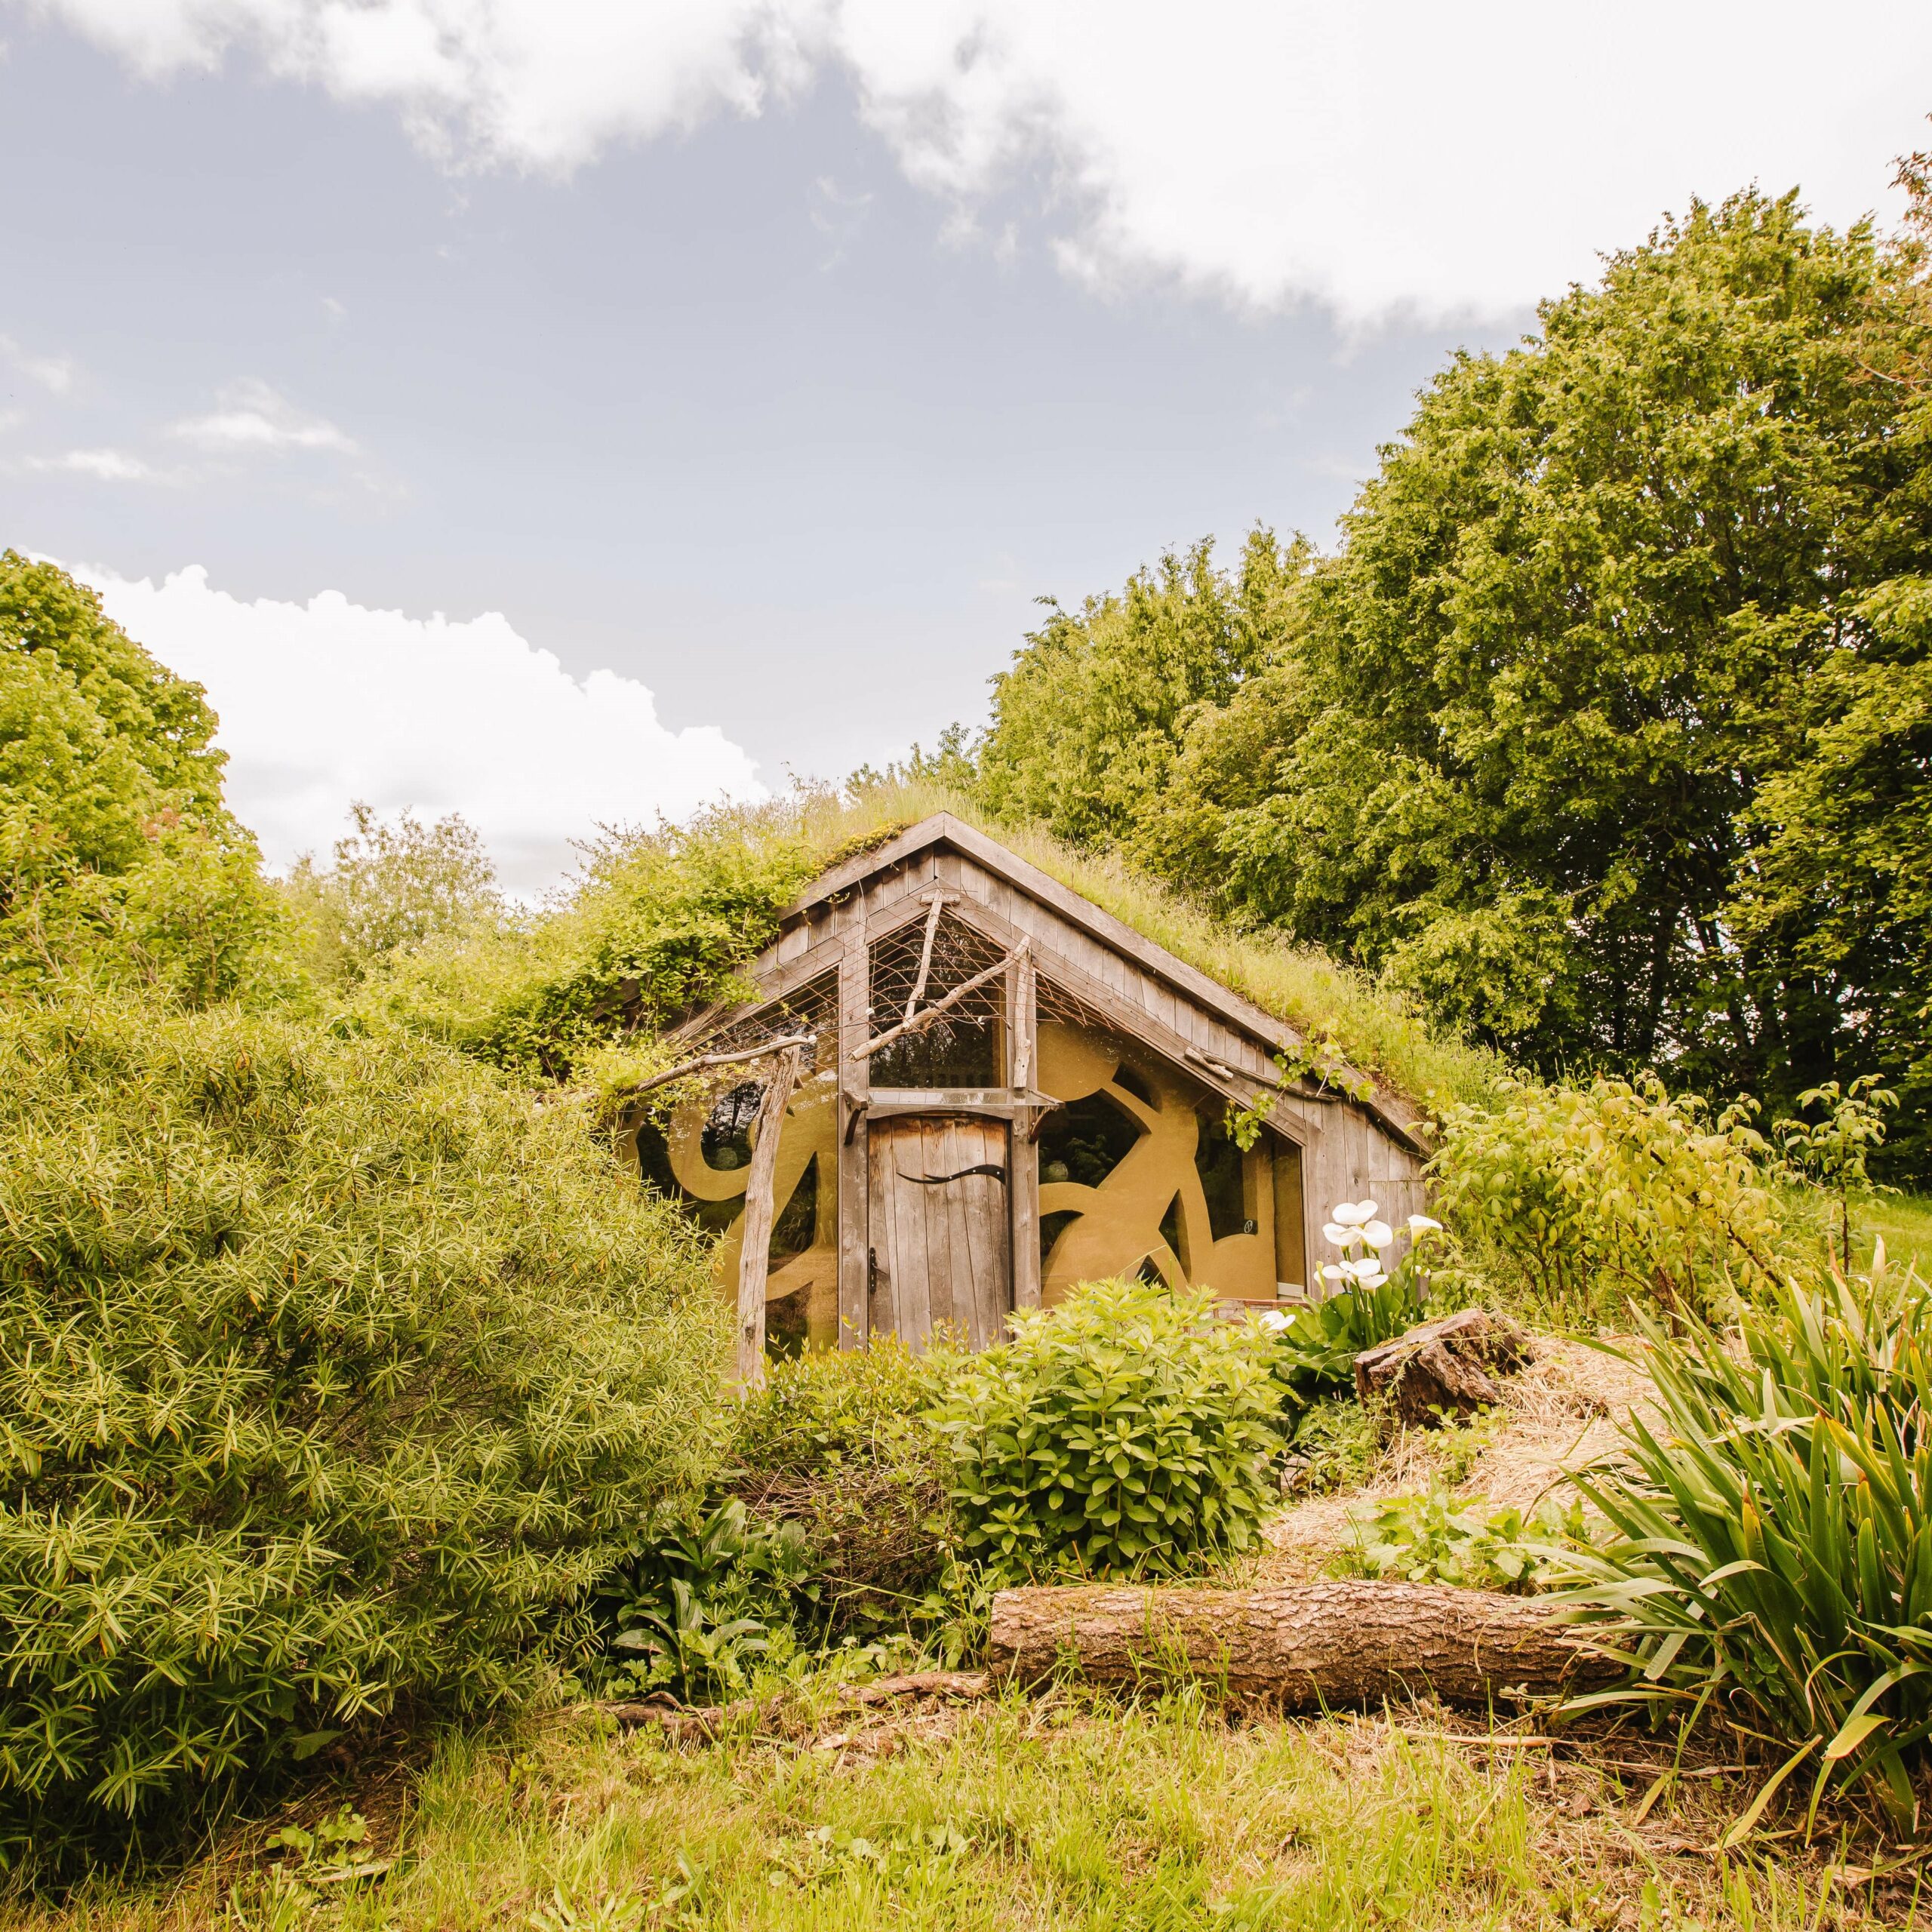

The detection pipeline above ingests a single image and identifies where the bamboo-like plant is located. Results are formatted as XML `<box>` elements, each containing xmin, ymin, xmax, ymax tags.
<box><xmin>0</xmin><ymin>992</ymin><xmax>728</xmax><ymax>1863</ymax></box>
<box><xmin>1556</xmin><ymin>1247</ymin><xmax>1932</xmax><ymax>1832</ymax></box>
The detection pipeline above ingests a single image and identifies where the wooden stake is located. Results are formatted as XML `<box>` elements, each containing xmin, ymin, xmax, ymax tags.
<box><xmin>1008</xmin><ymin>944</ymin><xmax>1041</xmax><ymax>1312</ymax></box>
<box><xmin>836</xmin><ymin>919</ymin><xmax>871</xmax><ymax>1352</ymax></box>
<box><xmin>734</xmin><ymin>1041</ymin><xmax>802</xmax><ymax>1391</ymax></box>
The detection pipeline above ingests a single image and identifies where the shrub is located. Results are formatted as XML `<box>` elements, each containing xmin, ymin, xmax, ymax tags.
<box><xmin>929</xmin><ymin>1278</ymin><xmax>1284</xmax><ymax>1581</ymax></box>
<box><xmin>1279</xmin><ymin>1394</ymin><xmax>1383</xmax><ymax>1494</ymax></box>
<box><xmin>1340</xmin><ymin>1486</ymin><xmax>1592</xmax><ymax>1593</ymax></box>
<box><xmin>589</xmin><ymin>1343</ymin><xmax>963</xmax><ymax>1694</ymax></box>
<box><xmin>1558</xmin><ymin>1251</ymin><xmax>1932</xmax><ymax>1826</ymax></box>
<box><xmin>594</xmin><ymin>1497</ymin><xmax>815</xmax><ymax>1701</ymax></box>
<box><xmin>1431</xmin><ymin>1073</ymin><xmax>1791</xmax><ymax>1323</ymax></box>
<box><xmin>725</xmin><ymin>1341</ymin><xmax>957</xmax><ymax>1629</ymax></box>
<box><xmin>0</xmin><ymin>993</ymin><xmax>725</xmax><ymax>1860</ymax></box>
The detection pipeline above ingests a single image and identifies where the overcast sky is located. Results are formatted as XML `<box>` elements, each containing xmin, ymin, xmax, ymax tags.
<box><xmin>5</xmin><ymin>2</ymin><xmax>1930</xmax><ymax>891</ymax></box>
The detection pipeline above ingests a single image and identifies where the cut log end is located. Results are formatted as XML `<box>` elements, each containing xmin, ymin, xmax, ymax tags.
<box><xmin>1353</xmin><ymin>1309</ymin><xmax>1531</xmax><ymax>1426</ymax></box>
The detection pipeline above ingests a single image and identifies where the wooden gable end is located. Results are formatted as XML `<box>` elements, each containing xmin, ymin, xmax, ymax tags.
<box><xmin>669</xmin><ymin>815</ymin><xmax>1431</xmax><ymax>1300</ymax></box>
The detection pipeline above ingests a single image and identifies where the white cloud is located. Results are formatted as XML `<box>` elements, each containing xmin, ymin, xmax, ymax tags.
<box><xmin>171</xmin><ymin>377</ymin><xmax>358</xmax><ymax>453</ymax></box>
<box><xmin>0</xmin><ymin>331</ymin><xmax>79</xmax><ymax>393</ymax></box>
<box><xmin>31</xmin><ymin>0</ymin><xmax>1932</xmax><ymax>322</ymax></box>
<box><xmin>31</xmin><ymin>447</ymin><xmax>165</xmax><ymax>481</ymax></box>
<box><xmin>73</xmin><ymin>562</ymin><xmax>765</xmax><ymax>893</ymax></box>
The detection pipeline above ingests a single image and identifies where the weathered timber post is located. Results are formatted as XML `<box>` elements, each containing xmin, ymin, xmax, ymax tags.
<box><xmin>734</xmin><ymin>1041</ymin><xmax>803</xmax><ymax>1391</ymax></box>
<box><xmin>836</xmin><ymin>912</ymin><xmax>870</xmax><ymax>1351</ymax></box>
<box><xmin>1008</xmin><ymin>943</ymin><xmax>1040</xmax><ymax>1312</ymax></box>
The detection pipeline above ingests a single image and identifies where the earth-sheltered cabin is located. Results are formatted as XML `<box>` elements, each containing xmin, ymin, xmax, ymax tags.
<box><xmin>623</xmin><ymin>814</ymin><xmax>1431</xmax><ymax>1361</ymax></box>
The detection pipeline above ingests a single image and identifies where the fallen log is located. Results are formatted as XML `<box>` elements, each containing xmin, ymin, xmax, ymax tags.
<box><xmin>987</xmin><ymin>1581</ymin><xmax>1617</xmax><ymax>1709</ymax></box>
<box><xmin>1353</xmin><ymin>1308</ymin><xmax>1531</xmax><ymax>1426</ymax></box>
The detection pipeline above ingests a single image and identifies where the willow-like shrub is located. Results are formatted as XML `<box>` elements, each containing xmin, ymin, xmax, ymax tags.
<box><xmin>1431</xmin><ymin>1073</ymin><xmax>1790</xmax><ymax>1322</ymax></box>
<box><xmin>0</xmin><ymin>995</ymin><xmax>725</xmax><ymax>1857</ymax></box>
<box><xmin>930</xmin><ymin>1280</ymin><xmax>1283</xmax><ymax>1582</ymax></box>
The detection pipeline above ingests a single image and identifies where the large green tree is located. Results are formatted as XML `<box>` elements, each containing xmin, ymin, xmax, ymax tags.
<box><xmin>977</xmin><ymin>189</ymin><xmax>1932</xmax><ymax>1171</ymax></box>
<box><xmin>977</xmin><ymin>534</ymin><xmax>1300</xmax><ymax>846</ymax></box>
<box><xmin>0</xmin><ymin>552</ymin><xmax>285</xmax><ymax>1006</ymax></box>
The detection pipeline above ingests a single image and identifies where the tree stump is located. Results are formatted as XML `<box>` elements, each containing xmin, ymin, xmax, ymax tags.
<box><xmin>1352</xmin><ymin>1309</ymin><xmax>1530</xmax><ymax>1426</ymax></box>
<box><xmin>987</xmin><ymin>1581</ymin><xmax>1616</xmax><ymax>1707</ymax></box>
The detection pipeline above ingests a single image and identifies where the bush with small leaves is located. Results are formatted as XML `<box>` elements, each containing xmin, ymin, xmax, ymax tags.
<box><xmin>1431</xmin><ymin>1073</ymin><xmax>1792</xmax><ymax>1323</ymax></box>
<box><xmin>928</xmin><ymin>1278</ymin><xmax>1284</xmax><ymax>1581</ymax></box>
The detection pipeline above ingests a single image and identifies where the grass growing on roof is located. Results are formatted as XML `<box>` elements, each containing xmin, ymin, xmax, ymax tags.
<box><xmin>362</xmin><ymin>778</ymin><xmax>1500</xmax><ymax>1112</ymax></box>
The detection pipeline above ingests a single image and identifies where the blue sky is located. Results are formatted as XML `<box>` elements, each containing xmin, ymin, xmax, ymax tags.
<box><xmin>4</xmin><ymin>2</ymin><xmax>1929</xmax><ymax>888</ymax></box>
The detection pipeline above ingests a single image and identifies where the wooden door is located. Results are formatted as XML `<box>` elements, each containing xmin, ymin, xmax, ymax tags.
<box><xmin>867</xmin><ymin>1115</ymin><xmax>1012</xmax><ymax>1352</ymax></box>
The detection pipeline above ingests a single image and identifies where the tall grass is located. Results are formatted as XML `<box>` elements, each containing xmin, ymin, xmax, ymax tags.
<box><xmin>1560</xmin><ymin>1247</ymin><xmax>1932</xmax><ymax>1830</ymax></box>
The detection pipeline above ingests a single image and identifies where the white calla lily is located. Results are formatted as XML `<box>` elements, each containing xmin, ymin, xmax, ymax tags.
<box><xmin>1356</xmin><ymin>1199</ymin><xmax>1380</xmax><ymax>1221</ymax></box>
<box><xmin>1321</xmin><ymin>1222</ymin><xmax>1355</xmax><ymax>1247</ymax></box>
<box><xmin>1321</xmin><ymin>1263</ymin><xmax>1345</xmax><ymax>1283</ymax></box>
<box><xmin>1332</xmin><ymin>1201</ymin><xmax>1368</xmax><ymax>1227</ymax></box>
<box><xmin>1257</xmin><ymin>1309</ymin><xmax>1292</xmax><ymax>1333</ymax></box>
<box><xmin>1355</xmin><ymin>1268</ymin><xmax>1387</xmax><ymax>1288</ymax></box>
<box><xmin>1361</xmin><ymin>1220</ymin><xmax>1395</xmax><ymax>1251</ymax></box>
<box><xmin>1407</xmin><ymin>1214</ymin><xmax>1444</xmax><ymax>1235</ymax></box>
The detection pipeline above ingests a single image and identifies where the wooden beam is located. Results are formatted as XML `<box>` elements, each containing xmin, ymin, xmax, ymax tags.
<box><xmin>620</xmin><ymin>1033</ymin><xmax>814</xmax><ymax>1101</ymax></box>
<box><xmin>836</xmin><ymin>913</ymin><xmax>870</xmax><ymax>1352</ymax></box>
<box><xmin>734</xmin><ymin>1042</ymin><xmax>802</xmax><ymax>1392</ymax></box>
<box><xmin>851</xmin><ymin>943</ymin><xmax>1026</xmax><ymax>1063</ymax></box>
<box><xmin>1008</xmin><ymin>943</ymin><xmax>1041</xmax><ymax>1312</ymax></box>
<box><xmin>902</xmin><ymin>889</ymin><xmax>960</xmax><ymax>1022</ymax></box>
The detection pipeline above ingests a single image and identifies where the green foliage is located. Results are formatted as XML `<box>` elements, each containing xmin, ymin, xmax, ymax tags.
<box><xmin>977</xmin><ymin>534</ymin><xmax>1299</xmax><ymax>849</ymax></box>
<box><xmin>1559</xmin><ymin>1254</ymin><xmax>1932</xmax><ymax>1827</ymax></box>
<box><xmin>0</xmin><ymin>992</ymin><xmax>725</xmax><ymax>1860</ymax></box>
<box><xmin>591</xmin><ymin>1345</ymin><xmax>963</xmax><ymax>1697</ymax></box>
<box><xmin>1776</xmin><ymin>1075</ymin><xmax>1900</xmax><ymax>1269</ymax></box>
<box><xmin>929</xmin><ymin>1279</ymin><xmax>1284</xmax><ymax>1581</ymax></box>
<box><xmin>0</xmin><ymin>554</ymin><xmax>290</xmax><ymax>1008</ymax></box>
<box><xmin>0</xmin><ymin>551</ymin><xmax>229</xmax><ymax>830</ymax></box>
<box><xmin>1431</xmin><ymin>1074</ymin><xmax>1791</xmax><ymax>1324</ymax></box>
<box><xmin>360</xmin><ymin>801</ymin><xmax>826</xmax><ymax>1079</ymax></box>
<box><xmin>1263</xmin><ymin>1278</ymin><xmax>1428</xmax><ymax>1407</ymax></box>
<box><xmin>1340</xmin><ymin>1486</ymin><xmax>1592</xmax><ymax>1594</ymax></box>
<box><xmin>967</xmin><ymin>191</ymin><xmax>1932</xmax><ymax>1176</ymax></box>
<box><xmin>727</xmin><ymin>1336</ymin><xmax>951</xmax><ymax>1478</ymax></box>
<box><xmin>596</xmin><ymin>1498</ymin><xmax>811</xmax><ymax>1701</ymax></box>
<box><xmin>1278</xmin><ymin>1395</ymin><xmax>1382</xmax><ymax>1496</ymax></box>
<box><xmin>282</xmin><ymin>801</ymin><xmax>502</xmax><ymax>986</ymax></box>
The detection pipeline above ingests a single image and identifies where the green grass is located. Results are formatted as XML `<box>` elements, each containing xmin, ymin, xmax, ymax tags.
<box><xmin>1860</xmin><ymin>1190</ymin><xmax>1932</xmax><ymax>1279</ymax></box>
<box><xmin>16</xmin><ymin>1690</ymin><xmax>1897</xmax><ymax>1931</ymax></box>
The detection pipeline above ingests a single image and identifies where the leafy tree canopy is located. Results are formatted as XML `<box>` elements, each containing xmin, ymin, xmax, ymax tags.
<box><xmin>0</xmin><ymin>552</ymin><xmax>288</xmax><ymax>1008</ymax></box>
<box><xmin>284</xmin><ymin>801</ymin><xmax>503</xmax><ymax>986</ymax></box>
<box><xmin>974</xmin><ymin>187</ymin><xmax>1932</xmax><ymax>1176</ymax></box>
